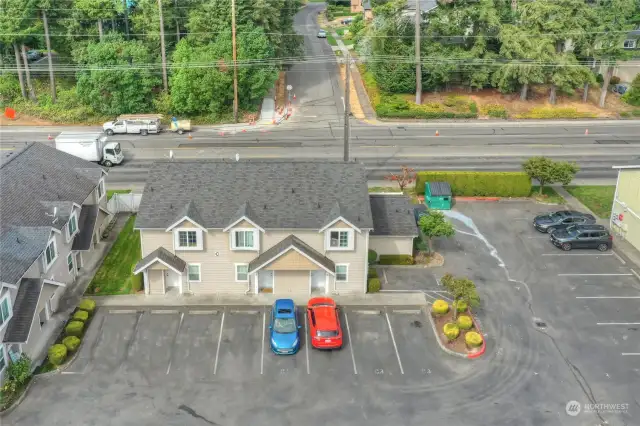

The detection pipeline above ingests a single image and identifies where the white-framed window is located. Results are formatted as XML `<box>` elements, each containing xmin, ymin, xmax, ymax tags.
<box><xmin>187</xmin><ymin>264</ymin><xmax>201</xmax><ymax>282</ymax></box>
<box><xmin>231</xmin><ymin>229</ymin><xmax>258</xmax><ymax>250</ymax></box>
<box><xmin>235</xmin><ymin>263</ymin><xmax>249</xmax><ymax>282</ymax></box>
<box><xmin>96</xmin><ymin>179</ymin><xmax>105</xmax><ymax>201</ymax></box>
<box><xmin>0</xmin><ymin>294</ymin><xmax>12</xmax><ymax>331</ymax></box>
<box><xmin>67</xmin><ymin>253</ymin><xmax>74</xmax><ymax>274</ymax></box>
<box><xmin>623</xmin><ymin>39</ymin><xmax>637</xmax><ymax>49</ymax></box>
<box><xmin>43</xmin><ymin>238</ymin><xmax>57</xmax><ymax>270</ymax></box>
<box><xmin>335</xmin><ymin>264</ymin><xmax>348</xmax><ymax>282</ymax></box>
<box><xmin>0</xmin><ymin>346</ymin><xmax>6</xmax><ymax>373</ymax></box>
<box><xmin>325</xmin><ymin>228</ymin><xmax>354</xmax><ymax>251</ymax></box>
<box><xmin>66</xmin><ymin>212</ymin><xmax>78</xmax><ymax>241</ymax></box>
<box><xmin>174</xmin><ymin>229</ymin><xmax>203</xmax><ymax>250</ymax></box>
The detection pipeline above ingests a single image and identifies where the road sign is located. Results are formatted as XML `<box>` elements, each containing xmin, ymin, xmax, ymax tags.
<box><xmin>286</xmin><ymin>85</ymin><xmax>292</xmax><ymax>91</ymax></box>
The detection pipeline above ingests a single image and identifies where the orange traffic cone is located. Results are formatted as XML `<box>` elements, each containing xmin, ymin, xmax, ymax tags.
<box><xmin>585</xmin><ymin>129</ymin><xmax>589</xmax><ymax>135</ymax></box>
<box><xmin>293</xmin><ymin>93</ymin><xmax>296</xmax><ymax>100</ymax></box>
<box><xmin>188</xmin><ymin>133</ymin><xmax>193</xmax><ymax>139</ymax></box>
<box><xmin>48</xmin><ymin>134</ymin><xmax>53</xmax><ymax>140</ymax></box>
<box><xmin>242</xmin><ymin>129</ymin><xmax>247</xmax><ymax>132</ymax></box>
<box><xmin>435</xmin><ymin>130</ymin><xmax>439</xmax><ymax>136</ymax></box>
<box><xmin>272</xmin><ymin>119</ymin><xmax>276</xmax><ymax>124</ymax></box>
<box><xmin>218</xmin><ymin>131</ymin><xmax>224</xmax><ymax>136</ymax></box>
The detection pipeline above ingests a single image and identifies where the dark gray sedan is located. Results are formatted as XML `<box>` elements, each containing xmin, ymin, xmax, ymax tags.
<box><xmin>533</xmin><ymin>210</ymin><xmax>596</xmax><ymax>233</ymax></box>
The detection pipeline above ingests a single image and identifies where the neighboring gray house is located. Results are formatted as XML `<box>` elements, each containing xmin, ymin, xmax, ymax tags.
<box><xmin>0</xmin><ymin>143</ymin><xmax>109</xmax><ymax>381</ymax></box>
<box><xmin>133</xmin><ymin>161</ymin><xmax>417</xmax><ymax>296</ymax></box>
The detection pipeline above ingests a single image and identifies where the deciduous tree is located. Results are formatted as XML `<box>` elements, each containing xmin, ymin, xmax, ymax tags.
<box><xmin>522</xmin><ymin>156</ymin><xmax>579</xmax><ymax>194</ymax></box>
<box><xmin>418</xmin><ymin>211</ymin><xmax>455</xmax><ymax>253</ymax></box>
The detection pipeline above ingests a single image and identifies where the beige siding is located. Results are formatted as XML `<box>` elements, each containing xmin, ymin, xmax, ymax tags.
<box><xmin>369</xmin><ymin>237</ymin><xmax>414</xmax><ymax>257</ymax></box>
<box><xmin>266</xmin><ymin>250</ymin><xmax>320</xmax><ymax>271</ymax></box>
<box><xmin>275</xmin><ymin>270</ymin><xmax>310</xmax><ymax>295</ymax></box>
<box><xmin>232</xmin><ymin>219</ymin><xmax>255</xmax><ymax>229</ymax></box>
<box><xmin>148</xmin><ymin>270</ymin><xmax>165</xmax><ymax>294</ymax></box>
<box><xmin>618</xmin><ymin>171</ymin><xmax>640</xmax><ymax>214</ymax></box>
<box><xmin>21</xmin><ymin>315</ymin><xmax>43</xmax><ymax>358</ymax></box>
<box><xmin>149</xmin><ymin>262</ymin><xmax>167</xmax><ymax>270</ymax></box>
<box><xmin>332</xmin><ymin>220</ymin><xmax>352</xmax><ymax>229</ymax></box>
<box><xmin>173</xmin><ymin>220</ymin><xmax>198</xmax><ymax>229</ymax></box>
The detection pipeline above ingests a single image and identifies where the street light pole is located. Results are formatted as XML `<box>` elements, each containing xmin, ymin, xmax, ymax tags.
<box><xmin>231</xmin><ymin>0</ymin><xmax>239</xmax><ymax>123</ymax></box>
<box><xmin>343</xmin><ymin>53</ymin><xmax>351</xmax><ymax>163</ymax></box>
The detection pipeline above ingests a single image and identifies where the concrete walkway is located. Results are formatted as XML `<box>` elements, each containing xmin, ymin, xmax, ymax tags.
<box><xmin>554</xmin><ymin>185</ymin><xmax>640</xmax><ymax>268</ymax></box>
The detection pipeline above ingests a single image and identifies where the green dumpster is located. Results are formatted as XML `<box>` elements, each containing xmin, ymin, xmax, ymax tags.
<box><xmin>425</xmin><ymin>181</ymin><xmax>452</xmax><ymax>210</ymax></box>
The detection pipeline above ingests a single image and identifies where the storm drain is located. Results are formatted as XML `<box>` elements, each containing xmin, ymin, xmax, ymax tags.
<box><xmin>533</xmin><ymin>317</ymin><xmax>547</xmax><ymax>329</ymax></box>
<box><xmin>410</xmin><ymin>320</ymin><xmax>423</xmax><ymax>328</ymax></box>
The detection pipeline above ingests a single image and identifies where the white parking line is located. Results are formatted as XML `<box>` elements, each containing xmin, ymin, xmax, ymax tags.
<box><xmin>385</xmin><ymin>311</ymin><xmax>404</xmax><ymax>375</ymax></box>
<box><xmin>612</xmin><ymin>250</ymin><xmax>626</xmax><ymax>265</ymax></box>
<box><xmin>260</xmin><ymin>310</ymin><xmax>266</xmax><ymax>375</ymax></box>
<box><xmin>304</xmin><ymin>313</ymin><xmax>310</xmax><ymax>375</ymax></box>
<box><xmin>166</xmin><ymin>312</ymin><xmax>184</xmax><ymax>375</ymax></box>
<box><xmin>631</xmin><ymin>269</ymin><xmax>640</xmax><ymax>282</ymax></box>
<box><xmin>343</xmin><ymin>312</ymin><xmax>358</xmax><ymax>375</ymax></box>
<box><xmin>432</xmin><ymin>290</ymin><xmax>454</xmax><ymax>301</ymax></box>
<box><xmin>621</xmin><ymin>353</ymin><xmax>640</xmax><ymax>356</ymax></box>
<box><xmin>558</xmin><ymin>273</ymin><xmax>633</xmax><ymax>276</ymax></box>
<box><xmin>597</xmin><ymin>322</ymin><xmax>640</xmax><ymax>325</ymax></box>
<box><xmin>213</xmin><ymin>311</ymin><xmax>225</xmax><ymax>375</ymax></box>
<box><xmin>542</xmin><ymin>253</ymin><xmax>613</xmax><ymax>256</ymax></box>
<box><xmin>577</xmin><ymin>296</ymin><xmax>640</xmax><ymax>299</ymax></box>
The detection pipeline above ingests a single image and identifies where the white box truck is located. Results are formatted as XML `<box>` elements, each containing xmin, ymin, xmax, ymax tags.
<box><xmin>103</xmin><ymin>115</ymin><xmax>161</xmax><ymax>136</ymax></box>
<box><xmin>54</xmin><ymin>132</ymin><xmax>124</xmax><ymax>167</ymax></box>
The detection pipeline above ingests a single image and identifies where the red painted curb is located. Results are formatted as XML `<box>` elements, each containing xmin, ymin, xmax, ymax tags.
<box><xmin>455</xmin><ymin>196</ymin><xmax>500</xmax><ymax>202</ymax></box>
<box><xmin>466</xmin><ymin>309</ymin><xmax>486</xmax><ymax>359</ymax></box>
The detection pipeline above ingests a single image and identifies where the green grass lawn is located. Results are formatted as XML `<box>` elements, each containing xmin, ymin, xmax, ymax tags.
<box><xmin>531</xmin><ymin>186</ymin><xmax>566</xmax><ymax>204</ymax></box>
<box><xmin>564</xmin><ymin>186</ymin><xmax>616</xmax><ymax>218</ymax></box>
<box><xmin>107</xmin><ymin>189</ymin><xmax>132</xmax><ymax>200</ymax></box>
<box><xmin>335</xmin><ymin>27</ymin><xmax>346</xmax><ymax>36</ymax></box>
<box><xmin>368</xmin><ymin>186</ymin><xmax>403</xmax><ymax>193</ymax></box>
<box><xmin>85</xmin><ymin>215</ymin><xmax>142</xmax><ymax>295</ymax></box>
<box><xmin>326</xmin><ymin>33</ymin><xmax>338</xmax><ymax>46</ymax></box>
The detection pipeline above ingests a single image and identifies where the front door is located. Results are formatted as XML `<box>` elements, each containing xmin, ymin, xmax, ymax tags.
<box><xmin>164</xmin><ymin>270</ymin><xmax>180</xmax><ymax>290</ymax></box>
<box><xmin>311</xmin><ymin>270</ymin><xmax>326</xmax><ymax>293</ymax></box>
<box><xmin>258</xmin><ymin>270</ymin><xmax>274</xmax><ymax>293</ymax></box>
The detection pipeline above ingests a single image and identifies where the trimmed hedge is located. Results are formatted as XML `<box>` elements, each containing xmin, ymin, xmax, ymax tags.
<box><xmin>368</xmin><ymin>249</ymin><xmax>378</xmax><ymax>263</ymax></box>
<box><xmin>78</xmin><ymin>298</ymin><xmax>96</xmax><ymax>316</ymax></box>
<box><xmin>415</xmin><ymin>171</ymin><xmax>531</xmax><ymax>196</ymax></box>
<box><xmin>368</xmin><ymin>278</ymin><xmax>381</xmax><ymax>293</ymax></box>
<box><xmin>465</xmin><ymin>331</ymin><xmax>484</xmax><ymax>348</ymax></box>
<box><xmin>48</xmin><ymin>344</ymin><xmax>67</xmax><ymax>366</ymax></box>
<box><xmin>457</xmin><ymin>315</ymin><xmax>473</xmax><ymax>330</ymax></box>
<box><xmin>377</xmin><ymin>107</ymin><xmax>477</xmax><ymax>119</ymax></box>
<box><xmin>455</xmin><ymin>299</ymin><xmax>468</xmax><ymax>313</ymax></box>
<box><xmin>62</xmin><ymin>336</ymin><xmax>81</xmax><ymax>352</ymax></box>
<box><xmin>378</xmin><ymin>254</ymin><xmax>414</xmax><ymax>265</ymax></box>
<box><xmin>432</xmin><ymin>299</ymin><xmax>449</xmax><ymax>316</ymax></box>
<box><xmin>65</xmin><ymin>321</ymin><xmax>85</xmax><ymax>338</ymax></box>
<box><xmin>73</xmin><ymin>310</ymin><xmax>89</xmax><ymax>322</ymax></box>
<box><xmin>443</xmin><ymin>323</ymin><xmax>460</xmax><ymax>341</ymax></box>
<box><xmin>368</xmin><ymin>267</ymin><xmax>378</xmax><ymax>279</ymax></box>
<box><xmin>515</xmin><ymin>107</ymin><xmax>596</xmax><ymax>119</ymax></box>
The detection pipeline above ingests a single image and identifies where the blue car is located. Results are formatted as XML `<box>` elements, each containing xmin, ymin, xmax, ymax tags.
<box><xmin>269</xmin><ymin>299</ymin><xmax>301</xmax><ymax>355</ymax></box>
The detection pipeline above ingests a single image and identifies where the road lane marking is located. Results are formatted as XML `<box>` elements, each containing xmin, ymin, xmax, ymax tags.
<box><xmin>385</xmin><ymin>310</ymin><xmax>404</xmax><ymax>375</ymax></box>
<box><xmin>612</xmin><ymin>250</ymin><xmax>626</xmax><ymax>265</ymax></box>
<box><xmin>597</xmin><ymin>322</ymin><xmax>640</xmax><ymax>325</ymax></box>
<box><xmin>166</xmin><ymin>312</ymin><xmax>184</xmax><ymax>375</ymax></box>
<box><xmin>261</xmin><ymin>310</ymin><xmax>266</xmax><ymax>375</ymax></box>
<box><xmin>631</xmin><ymin>269</ymin><xmax>640</xmax><ymax>282</ymax></box>
<box><xmin>621</xmin><ymin>353</ymin><xmax>640</xmax><ymax>356</ymax></box>
<box><xmin>577</xmin><ymin>296</ymin><xmax>640</xmax><ymax>299</ymax></box>
<box><xmin>558</xmin><ymin>273</ymin><xmax>633</xmax><ymax>276</ymax></box>
<box><xmin>213</xmin><ymin>311</ymin><xmax>225</xmax><ymax>375</ymax></box>
<box><xmin>343</xmin><ymin>312</ymin><xmax>358</xmax><ymax>375</ymax></box>
<box><xmin>542</xmin><ymin>253</ymin><xmax>613</xmax><ymax>256</ymax></box>
<box><xmin>304</xmin><ymin>312</ymin><xmax>310</xmax><ymax>375</ymax></box>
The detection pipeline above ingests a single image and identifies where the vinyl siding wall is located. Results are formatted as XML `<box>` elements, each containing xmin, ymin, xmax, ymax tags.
<box><xmin>369</xmin><ymin>236</ymin><xmax>414</xmax><ymax>257</ymax></box>
<box><xmin>140</xmin><ymin>220</ymin><xmax>369</xmax><ymax>295</ymax></box>
<box><xmin>613</xmin><ymin>170</ymin><xmax>640</xmax><ymax>251</ymax></box>
<box><xmin>276</xmin><ymin>271</ymin><xmax>310</xmax><ymax>295</ymax></box>
<box><xmin>21</xmin><ymin>284</ymin><xmax>57</xmax><ymax>357</ymax></box>
<box><xmin>148</xmin><ymin>269</ymin><xmax>165</xmax><ymax>295</ymax></box>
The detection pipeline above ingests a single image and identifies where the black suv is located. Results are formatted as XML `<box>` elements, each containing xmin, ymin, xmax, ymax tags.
<box><xmin>533</xmin><ymin>210</ymin><xmax>596</xmax><ymax>233</ymax></box>
<box><xmin>550</xmin><ymin>225</ymin><xmax>612</xmax><ymax>252</ymax></box>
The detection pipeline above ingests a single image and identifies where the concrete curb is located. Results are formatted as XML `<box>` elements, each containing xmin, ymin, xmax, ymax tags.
<box><xmin>425</xmin><ymin>308</ymin><xmax>467</xmax><ymax>359</ymax></box>
<box><xmin>467</xmin><ymin>310</ymin><xmax>487</xmax><ymax>359</ymax></box>
<box><xmin>0</xmin><ymin>377</ymin><xmax>36</xmax><ymax>416</ymax></box>
<box><xmin>376</xmin><ymin>264</ymin><xmax>439</xmax><ymax>269</ymax></box>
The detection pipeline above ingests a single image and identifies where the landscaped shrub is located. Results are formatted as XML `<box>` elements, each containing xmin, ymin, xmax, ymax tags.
<box><xmin>432</xmin><ymin>299</ymin><xmax>449</xmax><ymax>316</ymax></box>
<box><xmin>515</xmin><ymin>107</ymin><xmax>596</xmax><ymax>119</ymax></box>
<box><xmin>378</xmin><ymin>254</ymin><xmax>414</xmax><ymax>265</ymax></box>
<box><xmin>73</xmin><ymin>310</ymin><xmax>89</xmax><ymax>322</ymax></box>
<box><xmin>610</xmin><ymin>76</ymin><xmax>621</xmax><ymax>85</ymax></box>
<box><xmin>48</xmin><ymin>344</ymin><xmax>67</xmax><ymax>366</ymax></box>
<box><xmin>465</xmin><ymin>331</ymin><xmax>484</xmax><ymax>348</ymax></box>
<box><xmin>457</xmin><ymin>315</ymin><xmax>473</xmax><ymax>330</ymax></box>
<box><xmin>415</xmin><ymin>171</ymin><xmax>531</xmax><ymax>196</ymax></box>
<box><xmin>368</xmin><ymin>249</ymin><xmax>378</xmax><ymax>263</ymax></box>
<box><xmin>368</xmin><ymin>278</ymin><xmax>381</xmax><ymax>293</ymax></box>
<box><xmin>622</xmin><ymin>74</ymin><xmax>640</xmax><ymax>106</ymax></box>
<box><xmin>62</xmin><ymin>336</ymin><xmax>81</xmax><ymax>352</ymax></box>
<box><xmin>482</xmin><ymin>103</ymin><xmax>508</xmax><ymax>119</ymax></box>
<box><xmin>443</xmin><ymin>323</ymin><xmax>460</xmax><ymax>341</ymax></box>
<box><xmin>368</xmin><ymin>267</ymin><xmax>378</xmax><ymax>279</ymax></box>
<box><xmin>65</xmin><ymin>321</ymin><xmax>85</xmax><ymax>337</ymax></box>
<box><xmin>469</xmin><ymin>101</ymin><xmax>478</xmax><ymax>115</ymax></box>
<box><xmin>132</xmin><ymin>273</ymin><xmax>144</xmax><ymax>293</ymax></box>
<box><xmin>455</xmin><ymin>299</ymin><xmax>468</xmax><ymax>313</ymax></box>
<box><xmin>78</xmin><ymin>299</ymin><xmax>96</xmax><ymax>316</ymax></box>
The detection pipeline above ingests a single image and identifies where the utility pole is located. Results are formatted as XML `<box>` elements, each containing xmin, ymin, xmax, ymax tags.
<box><xmin>414</xmin><ymin>0</ymin><xmax>421</xmax><ymax>104</ymax></box>
<box><xmin>511</xmin><ymin>0</ymin><xmax>517</xmax><ymax>12</ymax></box>
<box><xmin>158</xmin><ymin>0</ymin><xmax>168</xmax><ymax>92</ymax></box>
<box><xmin>42</xmin><ymin>10</ymin><xmax>56</xmax><ymax>103</ymax></box>
<box><xmin>343</xmin><ymin>53</ymin><xmax>351</xmax><ymax>162</ymax></box>
<box><xmin>231</xmin><ymin>0</ymin><xmax>239</xmax><ymax>123</ymax></box>
<box><xmin>123</xmin><ymin>0</ymin><xmax>130</xmax><ymax>39</ymax></box>
<box><xmin>174</xmin><ymin>0</ymin><xmax>180</xmax><ymax>41</ymax></box>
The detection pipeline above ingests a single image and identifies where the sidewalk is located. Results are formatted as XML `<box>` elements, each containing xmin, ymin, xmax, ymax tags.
<box><xmin>554</xmin><ymin>186</ymin><xmax>640</xmax><ymax>268</ymax></box>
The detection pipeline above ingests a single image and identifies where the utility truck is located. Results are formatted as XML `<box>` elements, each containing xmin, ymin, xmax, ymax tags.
<box><xmin>54</xmin><ymin>132</ymin><xmax>124</xmax><ymax>167</ymax></box>
<box><xmin>102</xmin><ymin>114</ymin><xmax>161</xmax><ymax>136</ymax></box>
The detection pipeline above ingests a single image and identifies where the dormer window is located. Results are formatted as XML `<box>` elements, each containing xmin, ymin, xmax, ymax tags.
<box><xmin>174</xmin><ymin>228</ymin><xmax>203</xmax><ymax>250</ymax></box>
<box><xmin>43</xmin><ymin>238</ymin><xmax>57</xmax><ymax>270</ymax></box>
<box><xmin>96</xmin><ymin>179</ymin><xmax>105</xmax><ymax>201</ymax></box>
<box><xmin>231</xmin><ymin>229</ymin><xmax>258</xmax><ymax>250</ymax></box>
<box><xmin>325</xmin><ymin>228</ymin><xmax>354</xmax><ymax>251</ymax></box>
<box><xmin>66</xmin><ymin>212</ymin><xmax>78</xmax><ymax>242</ymax></box>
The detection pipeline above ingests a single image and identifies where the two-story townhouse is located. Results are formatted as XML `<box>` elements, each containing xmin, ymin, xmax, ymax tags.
<box><xmin>133</xmin><ymin>161</ymin><xmax>417</xmax><ymax>296</ymax></box>
<box><xmin>0</xmin><ymin>143</ymin><xmax>109</xmax><ymax>381</ymax></box>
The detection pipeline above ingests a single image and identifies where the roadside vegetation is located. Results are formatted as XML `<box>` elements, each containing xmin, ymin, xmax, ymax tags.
<box><xmin>106</xmin><ymin>189</ymin><xmax>131</xmax><ymax>201</ymax></box>
<box><xmin>565</xmin><ymin>186</ymin><xmax>616</xmax><ymax>218</ymax></box>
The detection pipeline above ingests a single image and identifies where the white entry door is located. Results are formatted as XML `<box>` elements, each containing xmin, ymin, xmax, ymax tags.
<box><xmin>310</xmin><ymin>270</ymin><xmax>326</xmax><ymax>293</ymax></box>
<box><xmin>164</xmin><ymin>270</ymin><xmax>180</xmax><ymax>290</ymax></box>
<box><xmin>258</xmin><ymin>270</ymin><xmax>274</xmax><ymax>293</ymax></box>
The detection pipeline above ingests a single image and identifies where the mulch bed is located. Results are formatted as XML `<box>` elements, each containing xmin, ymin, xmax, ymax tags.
<box><xmin>432</xmin><ymin>309</ymin><xmax>481</xmax><ymax>355</ymax></box>
<box><xmin>414</xmin><ymin>251</ymin><xmax>444</xmax><ymax>267</ymax></box>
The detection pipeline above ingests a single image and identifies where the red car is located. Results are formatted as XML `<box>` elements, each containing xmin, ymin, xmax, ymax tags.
<box><xmin>307</xmin><ymin>297</ymin><xmax>343</xmax><ymax>349</ymax></box>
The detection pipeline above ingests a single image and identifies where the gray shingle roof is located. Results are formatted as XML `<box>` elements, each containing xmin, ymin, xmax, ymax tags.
<box><xmin>226</xmin><ymin>201</ymin><xmax>259</xmax><ymax>229</ymax></box>
<box><xmin>0</xmin><ymin>227</ymin><xmax>51</xmax><ymax>285</ymax></box>
<box><xmin>72</xmin><ymin>205</ymin><xmax>99</xmax><ymax>251</ymax></box>
<box><xmin>170</xmin><ymin>200</ymin><xmax>205</xmax><ymax>228</ymax></box>
<box><xmin>429</xmin><ymin>181</ymin><xmax>452</xmax><ymax>196</ymax></box>
<box><xmin>135</xmin><ymin>161</ymin><xmax>374</xmax><ymax>231</ymax></box>
<box><xmin>405</xmin><ymin>0</ymin><xmax>438</xmax><ymax>12</ymax></box>
<box><xmin>3</xmin><ymin>278</ymin><xmax>45</xmax><ymax>343</ymax></box>
<box><xmin>369</xmin><ymin>195</ymin><xmax>419</xmax><ymax>237</ymax></box>
<box><xmin>248</xmin><ymin>235</ymin><xmax>335</xmax><ymax>273</ymax></box>
<box><xmin>134</xmin><ymin>247</ymin><xmax>186</xmax><ymax>274</ymax></box>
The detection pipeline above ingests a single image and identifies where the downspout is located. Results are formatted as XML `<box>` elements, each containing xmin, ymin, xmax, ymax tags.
<box><xmin>245</xmin><ymin>272</ymin><xmax>253</xmax><ymax>295</ymax></box>
<box><xmin>364</xmin><ymin>229</ymin><xmax>369</xmax><ymax>293</ymax></box>
<box><xmin>610</xmin><ymin>168</ymin><xmax>620</xmax><ymax>231</ymax></box>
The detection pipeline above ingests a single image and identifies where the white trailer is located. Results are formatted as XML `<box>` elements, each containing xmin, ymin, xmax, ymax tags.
<box><xmin>54</xmin><ymin>132</ymin><xmax>124</xmax><ymax>167</ymax></box>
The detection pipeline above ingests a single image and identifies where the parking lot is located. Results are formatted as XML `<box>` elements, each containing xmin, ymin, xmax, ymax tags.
<box><xmin>62</xmin><ymin>305</ymin><xmax>466</xmax><ymax>387</ymax></box>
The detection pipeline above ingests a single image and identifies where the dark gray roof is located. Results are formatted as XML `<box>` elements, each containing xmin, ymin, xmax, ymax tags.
<box><xmin>3</xmin><ymin>278</ymin><xmax>45</xmax><ymax>343</ymax></box>
<box><xmin>136</xmin><ymin>161</ymin><xmax>374</xmax><ymax>231</ymax></box>
<box><xmin>405</xmin><ymin>0</ymin><xmax>438</xmax><ymax>12</ymax></box>
<box><xmin>429</xmin><ymin>181</ymin><xmax>452</xmax><ymax>196</ymax></box>
<box><xmin>170</xmin><ymin>200</ymin><xmax>205</xmax><ymax>228</ymax></box>
<box><xmin>0</xmin><ymin>227</ymin><xmax>51</xmax><ymax>285</ymax></box>
<box><xmin>363</xmin><ymin>0</ymin><xmax>372</xmax><ymax>9</ymax></box>
<box><xmin>72</xmin><ymin>205</ymin><xmax>99</xmax><ymax>251</ymax></box>
<box><xmin>226</xmin><ymin>201</ymin><xmax>259</xmax><ymax>229</ymax></box>
<box><xmin>248</xmin><ymin>235</ymin><xmax>335</xmax><ymax>273</ymax></box>
<box><xmin>134</xmin><ymin>247</ymin><xmax>186</xmax><ymax>274</ymax></box>
<box><xmin>370</xmin><ymin>195</ymin><xmax>419</xmax><ymax>237</ymax></box>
